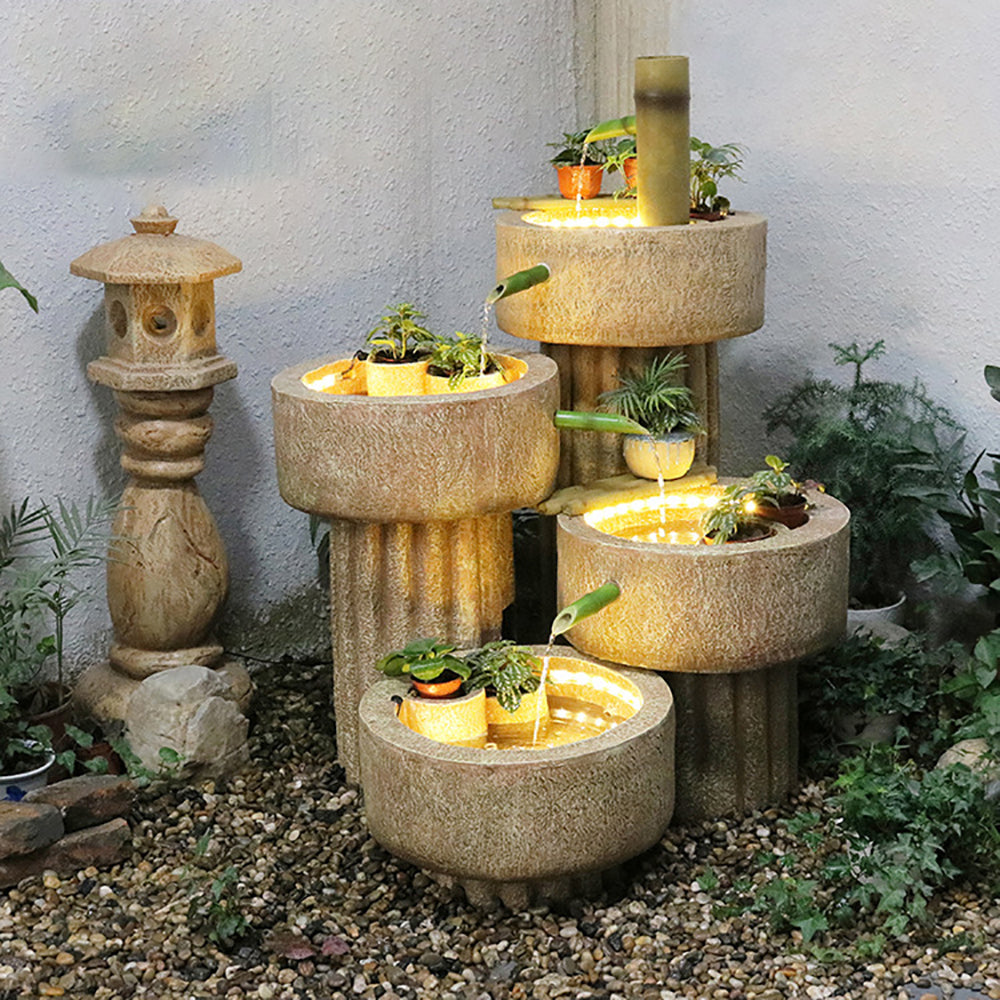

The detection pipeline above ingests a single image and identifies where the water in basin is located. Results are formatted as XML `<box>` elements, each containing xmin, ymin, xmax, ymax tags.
<box><xmin>583</xmin><ymin>488</ymin><xmax>721</xmax><ymax>545</ymax></box>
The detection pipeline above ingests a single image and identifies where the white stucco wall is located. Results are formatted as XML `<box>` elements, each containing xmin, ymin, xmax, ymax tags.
<box><xmin>666</xmin><ymin>1</ymin><xmax>999</xmax><ymax>471</ymax></box>
<box><xmin>1</xmin><ymin>1</ymin><xmax>586</xmax><ymax>666</ymax></box>
<box><xmin>4</xmin><ymin>2</ymin><xmax>996</xmax><ymax>668</ymax></box>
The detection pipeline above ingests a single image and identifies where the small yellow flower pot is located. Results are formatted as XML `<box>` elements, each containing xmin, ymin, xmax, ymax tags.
<box><xmin>485</xmin><ymin>685</ymin><xmax>549</xmax><ymax>730</ymax></box>
<box><xmin>623</xmin><ymin>432</ymin><xmax>696</xmax><ymax>480</ymax></box>
<box><xmin>397</xmin><ymin>687</ymin><xmax>487</xmax><ymax>747</ymax></box>
<box><xmin>364</xmin><ymin>357</ymin><xmax>429</xmax><ymax>397</ymax></box>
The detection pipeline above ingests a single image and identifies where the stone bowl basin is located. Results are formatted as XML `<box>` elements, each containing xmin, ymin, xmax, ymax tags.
<box><xmin>494</xmin><ymin>209</ymin><xmax>766</xmax><ymax>346</ymax></box>
<box><xmin>358</xmin><ymin>650</ymin><xmax>674</xmax><ymax>904</ymax></box>
<box><xmin>558</xmin><ymin>489</ymin><xmax>850</xmax><ymax>673</ymax></box>
<box><xmin>271</xmin><ymin>351</ymin><xmax>560</xmax><ymax>522</ymax></box>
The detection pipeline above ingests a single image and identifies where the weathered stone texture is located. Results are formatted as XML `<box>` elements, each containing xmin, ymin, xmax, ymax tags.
<box><xmin>26</xmin><ymin>776</ymin><xmax>135</xmax><ymax>833</ymax></box>
<box><xmin>557</xmin><ymin>489</ymin><xmax>849</xmax><ymax>673</ymax></box>
<box><xmin>494</xmin><ymin>211</ymin><xmax>766</xmax><ymax>346</ymax></box>
<box><xmin>0</xmin><ymin>802</ymin><xmax>64</xmax><ymax>860</ymax></box>
<box><xmin>0</xmin><ymin>819</ymin><xmax>131</xmax><ymax>889</ymax></box>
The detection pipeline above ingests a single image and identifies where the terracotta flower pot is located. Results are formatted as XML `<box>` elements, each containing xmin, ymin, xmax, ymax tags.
<box><xmin>364</xmin><ymin>356</ymin><xmax>428</xmax><ymax>397</ymax></box>
<box><xmin>411</xmin><ymin>673</ymin><xmax>464</xmax><ymax>698</ymax></box>
<box><xmin>622</xmin><ymin>158</ymin><xmax>637</xmax><ymax>190</ymax></box>
<box><xmin>755</xmin><ymin>495</ymin><xmax>809</xmax><ymax>530</ymax></box>
<box><xmin>556</xmin><ymin>165</ymin><xmax>604</xmax><ymax>200</ymax></box>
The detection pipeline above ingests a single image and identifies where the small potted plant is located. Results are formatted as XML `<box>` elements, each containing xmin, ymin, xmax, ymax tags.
<box><xmin>363</xmin><ymin>302</ymin><xmax>435</xmax><ymax>397</ymax></box>
<box><xmin>377</xmin><ymin>637</ymin><xmax>487</xmax><ymax>747</ymax></box>
<box><xmin>689</xmin><ymin>137</ymin><xmax>745</xmax><ymax>220</ymax></box>
<box><xmin>375</xmin><ymin>637</ymin><xmax>470</xmax><ymax>697</ymax></box>
<box><xmin>701</xmin><ymin>485</ymin><xmax>773</xmax><ymax>544</ymax></box>
<box><xmin>425</xmin><ymin>333</ymin><xmax>510</xmax><ymax>394</ymax></box>
<box><xmin>598</xmin><ymin>353</ymin><xmax>705</xmax><ymax>480</ymax></box>
<box><xmin>548</xmin><ymin>131</ymin><xmax>610</xmax><ymax>200</ymax></box>
<box><xmin>466</xmin><ymin>640</ymin><xmax>546</xmax><ymax>729</ymax></box>
<box><xmin>605</xmin><ymin>137</ymin><xmax>637</xmax><ymax>196</ymax></box>
<box><xmin>743</xmin><ymin>455</ymin><xmax>809</xmax><ymax>529</ymax></box>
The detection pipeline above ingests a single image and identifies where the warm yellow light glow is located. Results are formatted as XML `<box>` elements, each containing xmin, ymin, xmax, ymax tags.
<box><xmin>581</xmin><ymin>487</ymin><xmax>723</xmax><ymax>545</ymax></box>
<box><xmin>546</xmin><ymin>667</ymin><xmax>643</xmax><ymax>711</ymax></box>
<box><xmin>523</xmin><ymin>206</ymin><xmax>643</xmax><ymax>229</ymax></box>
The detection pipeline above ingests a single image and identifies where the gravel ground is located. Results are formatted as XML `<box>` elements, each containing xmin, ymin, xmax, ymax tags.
<box><xmin>2</xmin><ymin>659</ymin><xmax>1000</xmax><ymax>1000</ymax></box>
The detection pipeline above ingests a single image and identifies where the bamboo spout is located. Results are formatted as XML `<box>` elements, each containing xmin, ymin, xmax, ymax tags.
<box><xmin>551</xmin><ymin>581</ymin><xmax>621</xmax><ymax>638</ymax></box>
<box><xmin>487</xmin><ymin>263</ymin><xmax>551</xmax><ymax>305</ymax></box>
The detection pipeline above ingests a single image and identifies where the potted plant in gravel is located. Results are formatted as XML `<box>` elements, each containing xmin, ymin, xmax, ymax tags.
<box><xmin>425</xmin><ymin>332</ymin><xmax>511</xmax><ymax>394</ymax></box>
<box><xmin>363</xmin><ymin>302</ymin><xmax>436</xmax><ymax>397</ymax></box>
<box><xmin>0</xmin><ymin>497</ymin><xmax>117</xmax><ymax>798</ymax></box>
<box><xmin>742</xmin><ymin>455</ymin><xmax>810</xmax><ymax>529</ymax></box>
<box><xmin>465</xmin><ymin>640</ymin><xmax>546</xmax><ymax>729</ymax></box>
<box><xmin>689</xmin><ymin>137</ymin><xmax>745</xmax><ymax>220</ymax></box>
<box><xmin>598</xmin><ymin>352</ymin><xmax>705</xmax><ymax>481</ymax></box>
<box><xmin>548</xmin><ymin>131</ymin><xmax>611</xmax><ymax>200</ymax></box>
<box><xmin>764</xmin><ymin>340</ymin><xmax>967</xmax><ymax>617</ymax></box>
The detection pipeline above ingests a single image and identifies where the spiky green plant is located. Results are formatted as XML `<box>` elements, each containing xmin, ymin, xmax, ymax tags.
<box><xmin>599</xmin><ymin>353</ymin><xmax>704</xmax><ymax>437</ymax></box>
<box><xmin>465</xmin><ymin>640</ymin><xmax>541</xmax><ymax>713</ymax></box>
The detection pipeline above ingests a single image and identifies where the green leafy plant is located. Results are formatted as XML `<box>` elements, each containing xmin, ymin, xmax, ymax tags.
<box><xmin>548</xmin><ymin>130</ymin><xmax>611</xmax><ymax>167</ymax></box>
<box><xmin>598</xmin><ymin>353</ymin><xmax>704</xmax><ymax>437</ymax></box>
<box><xmin>428</xmin><ymin>332</ymin><xmax>500</xmax><ymax>387</ymax></box>
<box><xmin>690</xmin><ymin>137</ymin><xmax>745</xmax><ymax>216</ymax></box>
<box><xmin>744</xmin><ymin>455</ymin><xmax>804</xmax><ymax>509</ymax></box>
<box><xmin>375</xmin><ymin>637</ymin><xmax>471</xmax><ymax>683</ymax></box>
<box><xmin>604</xmin><ymin>138</ymin><xmax>638</xmax><ymax>200</ymax></box>
<box><xmin>798</xmin><ymin>632</ymin><xmax>944</xmax><ymax>772</ymax></box>
<box><xmin>188</xmin><ymin>864</ymin><xmax>249</xmax><ymax>948</ymax></box>
<box><xmin>0</xmin><ymin>259</ymin><xmax>37</xmax><ymax>313</ymax></box>
<box><xmin>0</xmin><ymin>498</ymin><xmax>118</xmax><ymax>775</ymax></box>
<box><xmin>764</xmin><ymin>340</ymin><xmax>967</xmax><ymax>607</ymax></box>
<box><xmin>700</xmin><ymin>484</ymin><xmax>766</xmax><ymax>544</ymax></box>
<box><xmin>916</xmin><ymin>367</ymin><xmax>1000</xmax><ymax>627</ymax></box>
<box><xmin>465</xmin><ymin>640</ymin><xmax>541</xmax><ymax>713</ymax></box>
<box><xmin>364</xmin><ymin>303</ymin><xmax>435</xmax><ymax>362</ymax></box>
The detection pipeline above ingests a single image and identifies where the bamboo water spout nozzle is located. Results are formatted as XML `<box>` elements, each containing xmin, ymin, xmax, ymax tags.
<box><xmin>554</xmin><ymin>410</ymin><xmax>646</xmax><ymax>435</ymax></box>
<box><xmin>550</xmin><ymin>581</ymin><xmax>622</xmax><ymax>638</ymax></box>
<box><xmin>585</xmin><ymin>116</ymin><xmax>636</xmax><ymax>144</ymax></box>
<box><xmin>487</xmin><ymin>263</ymin><xmax>551</xmax><ymax>305</ymax></box>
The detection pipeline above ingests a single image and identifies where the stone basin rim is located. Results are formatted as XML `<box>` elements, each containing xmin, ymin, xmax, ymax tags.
<box><xmin>360</xmin><ymin>652</ymin><xmax>672</xmax><ymax>767</ymax></box>
<box><xmin>567</xmin><ymin>485</ymin><xmax>849</xmax><ymax>557</ymax></box>
<box><xmin>503</xmin><ymin>208</ymin><xmax>767</xmax><ymax>235</ymax></box>
<box><xmin>273</xmin><ymin>349</ymin><xmax>553</xmax><ymax>405</ymax></box>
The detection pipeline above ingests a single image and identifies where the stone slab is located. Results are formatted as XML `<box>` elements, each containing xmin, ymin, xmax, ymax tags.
<box><xmin>0</xmin><ymin>818</ymin><xmax>130</xmax><ymax>888</ymax></box>
<box><xmin>0</xmin><ymin>802</ymin><xmax>64</xmax><ymax>860</ymax></box>
<box><xmin>26</xmin><ymin>776</ymin><xmax>135</xmax><ymax>832</ymax></box>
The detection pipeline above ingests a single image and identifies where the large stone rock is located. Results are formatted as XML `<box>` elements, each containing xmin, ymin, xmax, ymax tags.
<box><xmin>936</xmin><ymin>738</ymin><xmax>1000</xmax><ymax>801</ymax></box>
<box><xmin>0</xmin><ymin>801</ymin><xmax>63</xmax><ymax>860</ymax></box>
<box><xmin>124</xmin><ymin>665</ymin><xmax>249</xmax><ymax>778</ymax></box>
<box><xmin>0</xmin><ymin>818</ymin><xmax>131</xmax><ymax>888</ymax></box>
<box><xmin>26</xmin><ymin>776</ymin><xmax>135</xmax><ymax>832</ymax></box>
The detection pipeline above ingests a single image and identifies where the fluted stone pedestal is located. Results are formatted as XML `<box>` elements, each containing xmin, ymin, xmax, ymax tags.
<box><xmin>271</xmin><ymin>352</ymin><xmax>559</xmax><ymax>782</ymax></box>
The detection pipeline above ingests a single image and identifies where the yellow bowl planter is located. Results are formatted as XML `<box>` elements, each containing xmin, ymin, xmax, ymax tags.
<box><xmin>364</xmin><ymin>357</ymin><xmax>429</xmax><ymax>397</ymax></box>
<box><xmin>622</xmin><ymin>433</ymin><xmax>697</xmax><ymax>480</ymax></box>
<box><xmin>397</xmin><ymin>688</ymin><xmax>487</xmax><ymax>748</ymax></box>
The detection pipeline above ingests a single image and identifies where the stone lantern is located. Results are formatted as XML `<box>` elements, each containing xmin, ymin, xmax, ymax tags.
<box><xmin>72</xmin><ymin>206</ymin><xmax>250</xmax><ymax>722</ymax></box>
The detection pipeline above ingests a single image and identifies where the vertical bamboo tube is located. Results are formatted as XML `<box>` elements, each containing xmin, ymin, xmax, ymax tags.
<box><xmin>634</xmin><ymin>56</ymin><xmax>690</xmax><ymax>227</ymax></box>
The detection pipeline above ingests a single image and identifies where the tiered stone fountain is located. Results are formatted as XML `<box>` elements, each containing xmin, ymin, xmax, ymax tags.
<box><xmin>493</xmin><ymin>56</ymin><xmax>849</xmax><ymax>822</ymax></box>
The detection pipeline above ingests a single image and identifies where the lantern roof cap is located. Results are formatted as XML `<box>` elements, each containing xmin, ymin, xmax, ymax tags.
<box><xmin>70</xmin><ymin>205</ymin><xmax>242</xmax><ymax>285</ymax></box>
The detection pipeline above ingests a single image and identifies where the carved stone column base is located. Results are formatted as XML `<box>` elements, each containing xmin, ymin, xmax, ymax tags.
<box><xmin>330</xmin><ymin>513</ymin><xmax>514</xmax><ymax>784</ymax></box>
<box><xmin>665</xmin><ymin>663</ymin><xmax>798</xmax><ymax>825</ymax></box>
